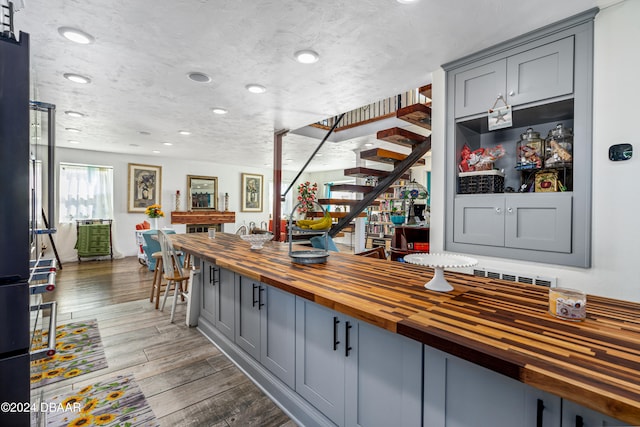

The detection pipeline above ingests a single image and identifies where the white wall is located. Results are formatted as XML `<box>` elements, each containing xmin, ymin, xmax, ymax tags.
<box><xmin>431</xmin><ymin>1</ymin><xmax>640</xmax><ymax>302</ymax></box>
<box><xmin>53</xmin><ymin>147</ymin><xmax>271</xmax><ymax>261</ymax></box>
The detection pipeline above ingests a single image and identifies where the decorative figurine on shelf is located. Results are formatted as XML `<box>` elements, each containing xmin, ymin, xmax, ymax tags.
<box><xmin>224</xmin><ymin>192</ymin><xmax>229</xmax><ymax>211</ymax></box>
<box><xmin>175</xmin><ymin>190</ymin><xmax>181</xmax><ymax>211</ymax></box>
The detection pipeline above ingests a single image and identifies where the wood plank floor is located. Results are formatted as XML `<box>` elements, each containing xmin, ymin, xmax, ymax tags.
<box><xmin>37</xmin><ymin>257</ymin><xmax>296</xmax><ymax>427</ymax></box>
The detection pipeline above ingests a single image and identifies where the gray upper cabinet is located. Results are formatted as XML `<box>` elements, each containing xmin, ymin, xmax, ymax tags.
<box><xmin>444</xmin><ymin>9</ymin><xmax>596</xmax><ymax>267</ymax></box>
<box><xmin>454</xmin><ymin>37</ymin><xmax>574</xmax><ymax>118</ymax></box>
<box><xmin>506</xmin><ymin>36</ymin><xmax>574</xmax><ymax>107</ymax></box>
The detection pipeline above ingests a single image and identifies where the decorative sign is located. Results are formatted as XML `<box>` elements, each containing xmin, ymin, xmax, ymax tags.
<box><xmin>488</xmin><ymin>95</ymin><xmax>512</xmax><ymax>131</ymax></box>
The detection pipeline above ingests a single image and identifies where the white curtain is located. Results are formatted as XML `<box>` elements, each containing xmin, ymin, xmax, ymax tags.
<box><xmin>59</xmin><ymin>163</ymin><xmax>113</xmax><ymax>222</ymax></box>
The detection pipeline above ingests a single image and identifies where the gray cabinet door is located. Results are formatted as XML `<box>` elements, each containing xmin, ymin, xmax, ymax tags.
<box><xmin>561</xmin><ymin>400</ymin><xmax>630</xmax><ymax>427</ymax></box>
<box><xmin>260</xmin><ymin>285</ymin><xmax>295</xmax><ymax>388</ymax></box>
<box><xmin>424</xmin><ymin>346</ymin><xmax>561</xmax><ymax>427</ymax></box>
<box><xmin>215</xmin><ymin>267</ymin><xmax>235</xmax><ymax>340</ymax></box>
<box><xmin>453</xmin><ymin>195</ymin><xmax>505</xmax><ymax>246</ymax></box>
<box><xmin>345</xmin><ymin>321</ymin><xmax>422</xmax><ymax>427</ymax></box>
<box><xmin>235</xmin><ymin>276</ymin><xmax>261</xmax><ymax>360</ymax></box>
<box><xmin>506</xmin><ymin>37</ymin><xmax>574</xmax><ymax>106</ymax></box>
<box><xmin>454</xmin><ymin>59</ymin><xmax>506</xmax><ymax>118</ymax></box>
<box><xmin>505</xmin><ymin>193</ymin><xmax>572</xmax><ymax>252</ymax></box>
<box><xmin>295</xmin><ymin>298</ymin><xmax>346</xmax><ymax>426</ymax></box>
<box><xmin>200</xmin><ymin>261</ymin><xmax>216</xmax><ymax>323</ymax></box>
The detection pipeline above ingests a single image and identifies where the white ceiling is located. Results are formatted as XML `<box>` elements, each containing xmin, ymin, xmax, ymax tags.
<box><xmin>14</xmin><ymin>0</ymin><xmax>600</xmax><ymax>172</ymax></box>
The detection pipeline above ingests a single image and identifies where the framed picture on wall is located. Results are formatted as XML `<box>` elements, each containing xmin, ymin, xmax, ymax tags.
<box><xmin>128</xmin><ymin>163</ymin><xmax>162</xmax><ymax>212</ymax></box>
<box><xmin>241</xmin><ymin>173</ymin><xmax>263</xmax><ymax>212</ymax></box>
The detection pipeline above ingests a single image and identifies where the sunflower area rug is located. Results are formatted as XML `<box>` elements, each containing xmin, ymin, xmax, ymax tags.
<box><xmin>31</xmin><ymin>319</ymin><xmax>108</xmax><ymax>388</ymax></box>
<box><xmin>41</xmin><ymin>374</ymin><xmax>158</xmax><ymax>427</ymax></box>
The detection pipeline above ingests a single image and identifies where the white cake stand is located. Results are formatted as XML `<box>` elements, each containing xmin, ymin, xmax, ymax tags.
<box><xmin>404</xmin><ymin>253</ymin><xmax>478</xmax><ymax>292</ymax></box>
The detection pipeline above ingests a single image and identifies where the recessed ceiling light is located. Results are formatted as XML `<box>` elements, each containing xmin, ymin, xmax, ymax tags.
<box><xmin>245</xmin><ymin>84</ymin><xmax>266</xmax><ymax>94</ymax></box>
<box><xmin>58</xmin><ymin>27</ymin><xmax>94</xmax><ymax>44</ymax></box>
<box><xmin>397</xmin><ymin>0</ymin><xmax>419</xmax><ymax>3</ymax></box>
<box><xmin>65</xmin><ymin>127</ymin><xmax>81</xmax><ymax>133</ymax></box>
<box><xmin>63</xmin><ymin>73</ymin><xmax>91</xmax><ymax>84</ymax></box>
<box><xmin>188</xmin><ymin>72</ymin><xmax>211</xmax><ymax>83</ymax></box>
<box><xmin>294</xmin><ymin>49</ymin><xmax>320</xmax><ymax>64</ymax></box>
<box><xmin>68</xmin><ymin>140</ymin><xmax>80</xmax><ymax>144</ymax></box>
<box><xmin>364</xmin><ymin>143</ymin><xmax>374</xmax><ymax>147</ymax></box>
<box><xmin>315</xmin><ymin>153</ymin><xmax>323</xmax><ymax>157</ymax></box>
<box><xmin>285</xmin><ymin>158</ymin><xmax>293</xmax><ymax>162</ymax></box>
<box><xmin>178</xmin><ymin>130</ymin><xmax>191</xmax><ymax>136</ymax></box>
<box><xmin>212</xmin><ymin>107</ymin><xmax>228</xmax><ymax>115</ymax></box>
<box><xmin>163</xmin><ymin>142</ymin><xmax>173</xmax><ymax>146</ymax></box>
<box><xmin>64</xmin><ymin>110</ymin><xmax>85</xmax><ymax>118</ymax></box>
<box><xmin>152</xmin><ymin>150</ymin><xmax>160</xmax><ymax>154</ymax></box>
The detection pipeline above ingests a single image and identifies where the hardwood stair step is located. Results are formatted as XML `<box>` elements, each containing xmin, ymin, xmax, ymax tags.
<box><xmin>419</xmin><ymin>84</ymin><xmax>432</xmax><ymax>101</ymax></box>
<box><xmin>396</xmin><ymin>104</ymin><xmax>432</xmax><ymax>130</ymax></box>
<box><xmin>343</xmin><ymin>167</ymin><xmax>410</xmax><ymax>180</ymax></box>
<box><xmin>329</xmin><ymin>184</ymin><xmax>377</xmax><ymax>193</ymax></box>
<box><xmin>376</xmin><ymin>127</ymin><xmax>428</xmax><ymax>147</ymax></box>
<box><xmin>306</xmin><ymin>211</ymin><xmax>366</xmax><ymax>218</ymax></box>
<box><xmin>317</xmin><ymin>198</ymin><xmax>361</xmax><ymax>206</ymax></box>
<box><xmin>360</xmin><ymin>148</ymin><xmax>426</xmax><ymax>166</ymax></box>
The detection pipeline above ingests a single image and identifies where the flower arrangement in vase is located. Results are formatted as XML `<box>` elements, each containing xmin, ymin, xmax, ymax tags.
<box><xmin>145</xmin><ymin>204</ymin><xmax>164</xmax><ymax>229</ymax></box>
<box><xmin>296</xmin><ymin>182</ymin><xmax>318</xmax><ymax>215</ymax></box>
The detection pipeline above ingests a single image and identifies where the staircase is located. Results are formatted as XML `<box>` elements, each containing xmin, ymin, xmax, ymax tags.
<box><xmin>324</xmin><ymin>85</ymin><xmax>432</xmax><ymax>238</ymax></box>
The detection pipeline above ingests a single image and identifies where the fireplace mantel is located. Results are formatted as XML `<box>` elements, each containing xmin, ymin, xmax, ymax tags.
<box><xmin>170</xmin><ymin>211</ymin><xmax>236</xmax><ymax>225</ymax></box>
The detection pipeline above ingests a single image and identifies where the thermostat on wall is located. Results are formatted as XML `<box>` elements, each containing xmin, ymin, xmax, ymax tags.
<box><xmin>609</xmin><ymin>143</ymin><xmax>632</xmax><ymax>161</ymax></box>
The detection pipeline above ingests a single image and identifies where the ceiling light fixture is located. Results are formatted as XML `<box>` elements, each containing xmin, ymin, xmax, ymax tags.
<box><xmin>396</xmin><ymin>0</ymin><xmax>419</xmax><ymax>3</ymax></box>
<box><xmin>245</xmin><ymin>84</ymin><xmax>266</xmax><ymax>94</ymax></box>
<box><xmin>163</xmin><ymin>142</ymin><xmax>173</xmax><ymax>146</ymax></box>
<box><xmin>178</xmin><ymin>130</ymin><xmax>191</xmax><ymax>135</ymax></box>
<box><xmin>212</xmin><ymin>108</ymin><xmax>228</xmax><ymax>115</ymax></box>
<box><xmin>364</xmin><ymin>143</ymin><xmax>374</xmax><ymax>147</ymax></box>
<box><xmin>187</xmin><ymin>72</ymin><xmax>211</xmax><ymax>83</ymax></box>
<box><xmin>63</xmin><ymin>73</ymin><xmax>91</xmax><ymax>84</ymax></box>
<box><xmin>152</xmin><ymin>150</ymin><xmax>160</xmax><ymax>154</ymax></box>
<box><xmin>68</xmin><ymin>140</ymin><xmax>80</xmax><ymax>144</ymax></box>
<box><xmin>64</xmin><ymin>110</ymin><xmax>85</xmax><ymax>118</ymax></box>
<box><xmin>65</xmin><ymin>127</ymin><xmax>81</xmax><ymax>133</ymax></box>
<box><xmin>294</xmin><ymin>49</ymin><xmax>320</xmax><ymax>64</ymax></box>
<box><xmin>58</xmin><ymin>27</ymin><xmax>95</xmax><ymax>44</ymax></box>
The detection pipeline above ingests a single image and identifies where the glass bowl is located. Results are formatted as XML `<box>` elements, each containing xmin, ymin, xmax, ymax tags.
<box><xmin>240</xmin><ymin>233</ymin><xmax>274</xmax><ymax>250</ymax></box>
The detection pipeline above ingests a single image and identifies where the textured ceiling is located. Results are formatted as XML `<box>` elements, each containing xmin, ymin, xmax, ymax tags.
<box><xmin>14</xmin><ymin>0</ymin><xmax>599</xmax><ymax>172</ymax></box>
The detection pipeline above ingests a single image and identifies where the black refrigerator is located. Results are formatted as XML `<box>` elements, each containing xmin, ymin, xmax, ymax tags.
<box><xmin>0</xmin><ymin>25</ymin><xmax>31</xmax><ymax>425</ymax></box>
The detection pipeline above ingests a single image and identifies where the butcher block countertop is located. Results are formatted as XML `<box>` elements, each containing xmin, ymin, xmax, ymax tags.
<box><xmin>172</xmin><ymin>233</ymin><xmax>640</xmax><ymax>424</ymax></box>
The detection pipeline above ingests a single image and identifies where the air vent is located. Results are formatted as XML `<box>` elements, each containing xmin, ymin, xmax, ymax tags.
<box><xmin>474</xmin><ymin>268</ymin><xmax>557</xmax><ymax>287</ymax></box>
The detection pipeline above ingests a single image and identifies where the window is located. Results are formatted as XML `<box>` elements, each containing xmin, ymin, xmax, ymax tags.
<box><xmin>59</xmin><ymin>163</ymin><xmax>114</xmax><ymax>222</ymax></box>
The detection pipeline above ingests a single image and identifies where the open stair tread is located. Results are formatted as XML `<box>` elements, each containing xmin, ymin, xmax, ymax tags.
<box><xmin>360</xmin><ymin>148</ymin><xmax>426</xmax><ymax>166</ymax></box>
<box><xmin>317</xmin><ymin>198</ymin><xmax>361</xmax><ymax>206</ymax></box>
<box><xmin>396</xmin><ymin>104</ymin><xmax>432</xmax><ymax>130</ymax></box>
<box><xmin>329</xmin><ymin>184</ymin><xmax>377</xmax><ymax>193</ymax></box>
<box><xmin>419</xmin><ymin>84</ymin><xmax>432</xmax><ymax>101</ymax></box>
<box><xmin>306</xmin><ymin>211</ymin><xmax>366</xmax><ymax>218</ymax></box>
<box><xmin>376</xmin><ymin>127</ymin><xmax>428</xmax><ymax>147</ymax></box>
<box><xmin>343</xmin><ymin>167</ymin><xmax>410</xmax><ymax>179</ymax></box>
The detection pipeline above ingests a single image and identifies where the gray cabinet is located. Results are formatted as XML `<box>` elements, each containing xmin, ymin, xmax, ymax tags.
<box><xmin>561</xmin><ymin>400</ymin><xmax>630</xmax><ymax>427</ymax></box>
<box><xmin>236</xmin><ymin>276</ymin><xmax>296</xmax><ymax>388</ymax></box>
<box><xmin>444</xmin><ymin>10</ymin><xmax>596</xmax><ymax>267</ymax></box>
<box><xmin>454</xmin><ymin>193</ymin><xmax>572</xmax><ymax>252</ymax></box>
<box><xmin>200</xmin><ymin>261</ymin><xmax>217</xmax><ymax>324</ymax></box>
<box><xmin>215</xmin><ymin>266</ymin><xmax>235</xmax><ymax>340</ymax></box>
<box><xmin>295</xmin><ymin>298</ymin><xmax>422</xmax><ymax>427</ymax></box>
<box><xmin>454</xmin><ymin>37</ymin><xmax>574</xmax><ymax>118</ymax></box>
<box><xmin>424</xmin><ymin>346</ymin><xmax>561</xmax><ymax>427</ymax></box>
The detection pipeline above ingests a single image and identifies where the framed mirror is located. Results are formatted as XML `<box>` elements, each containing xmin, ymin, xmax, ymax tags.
<box><xmin>187</xmin><ymin>175</ymin><xmax>218</xmax><ymax>210</ymax></box>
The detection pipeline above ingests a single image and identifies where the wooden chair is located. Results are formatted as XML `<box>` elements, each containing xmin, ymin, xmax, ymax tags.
<box><xmin>158</xmin><ymin>230</ymin><xmax>191</xmax><ymax>323</ymax></box>
<box><xmin>355</xmin><ymin>247</ymin><xmax>387</xmax><ymax>259</ymax></box>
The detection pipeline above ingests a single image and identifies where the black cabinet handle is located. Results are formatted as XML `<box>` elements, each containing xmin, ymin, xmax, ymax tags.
<box><xmin>209</xmin><ymin>266</ymin><xmax>219</xmax><ymax>285</ymax></box>
<box><xmin>209</xmin><ymin>265</ymin><xmax>214</xmax><ymax>284</ymax></box>
<box><xmin>345</xmin><ymin>321</ymin><xmax>353</xmax><ymax>357</ymax></box>
<box><xmin>258</xmin><ymin>286</ymin><xmax>265</xmax><ymax>309</ymax></box>
<box><xmin>333</xmin><ymin>317</ymin><xmax>340</xmax><ymax>350</ymax></box>
<box><xmin>536</xmin><ymin>399</ymin><xmax>544</xmax><ymax>427</ymax></box>
<box><xmin>252</xmin><ymin>283</ymin><xmax>259</xmax><ymax>307</ymax></box>
<box><xmin>575</xmin><ymin>415</ymin><xmax>584</xmax><ymax>427</ymax></box>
